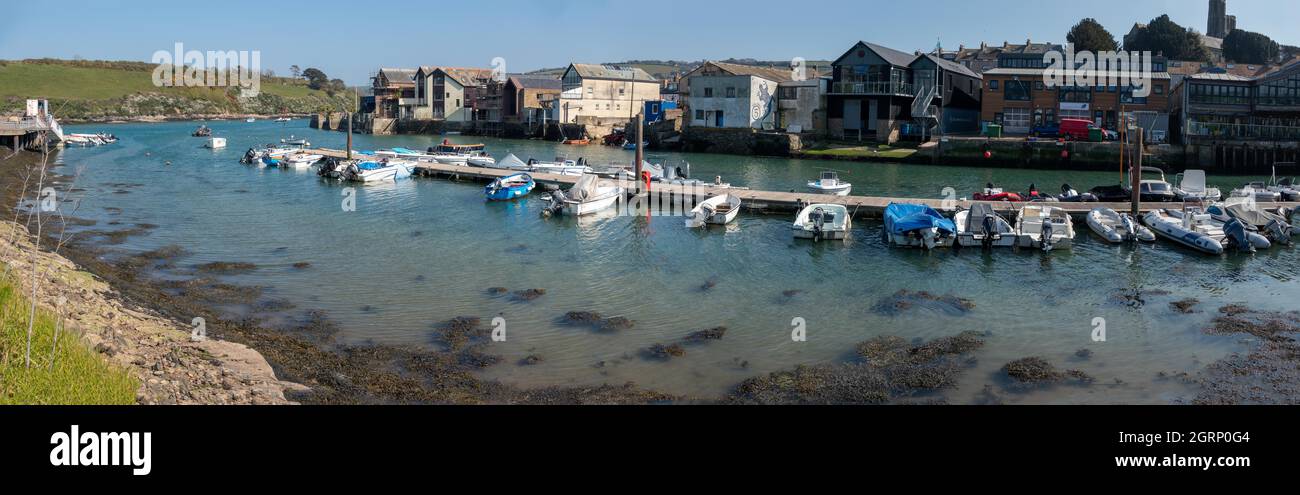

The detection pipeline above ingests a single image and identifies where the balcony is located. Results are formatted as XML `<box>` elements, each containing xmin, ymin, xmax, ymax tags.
<box><xmin>398</xmin><ymin>97</ymin><xmax>424</xmax><ymax>106</ymax></box>
<box><xmin>1188</xmin><ymin>121</ymin><xmax>1300</xmax><ymax>141</ymax></box>
<box><xmin>829</xmin><ymin>80</ymin><xmax>915</xmax><ymax>97</ymax></box>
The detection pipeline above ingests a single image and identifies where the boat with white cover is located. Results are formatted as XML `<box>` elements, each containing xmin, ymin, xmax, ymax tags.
<box><xmin>543</xmin><ymin>174</ymin><xmax>624</xmax><ymax>216</ymax></box>
<box><xmin>1086</xmin><ymin>207</ymin><xmax>1155</xmax><ymax>243</ymax></box>
<box><xmin>684</xmin><ymin>194</ymin><xmax>741</xmax><ymax>228</ymax></box>
<box><xmin>954</xmin><ymin>204</ymin><xmax>1016</xmax><ymax>248</ymax></box>
<box><xmin>1015</xmin><ymin>204</ymin><xmax>1075</xmax><ymax>251</ymax></box>
<box><xmin>792</xmin><ymin>204</ymin><xmax>851</xmax><ymax>241</ymax></box>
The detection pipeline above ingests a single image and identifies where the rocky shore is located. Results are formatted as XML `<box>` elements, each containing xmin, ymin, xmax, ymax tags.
<box><xmin>2</xmin><ymin>221</ymin><xmax>301</xmax><ymax>404</ymax></box>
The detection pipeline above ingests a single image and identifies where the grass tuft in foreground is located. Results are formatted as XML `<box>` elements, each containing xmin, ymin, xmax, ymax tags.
<box><xmin>0</xmin><ymin>268</ymin><xmax>136</xmax><ymax>404</ymax></box>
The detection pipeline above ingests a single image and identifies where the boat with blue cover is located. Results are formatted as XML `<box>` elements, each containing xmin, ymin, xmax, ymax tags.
<box><xmin>485</xmin><ymin>173</ymin><xmax>536</xmax><ymax>201</ymax></box>
<box><xmin>884</xmin><ymin>203</ymin><xmax>956</xmax><ymax>249</ymax></box>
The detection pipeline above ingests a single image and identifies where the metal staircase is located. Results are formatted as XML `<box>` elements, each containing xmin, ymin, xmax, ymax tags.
<box><xmin>910</xmin><ymin>84</ymin><xmax>939</xmax><ymax>140</ymax></box>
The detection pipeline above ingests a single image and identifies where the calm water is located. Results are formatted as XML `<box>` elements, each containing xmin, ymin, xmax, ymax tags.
<box><xmin>45</xmin><ymin>119</ymin><xmax>1299</xmax><ymax>404</ymax></box>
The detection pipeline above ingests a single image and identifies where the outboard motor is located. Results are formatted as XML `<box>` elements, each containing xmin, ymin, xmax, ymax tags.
<box><xmin>981</xmin><ymin>214</ymin><xmax>999</xmax><ymax>249</ymax></box>
<box><xmin>542</xmin><ymin>189</ymin><xmax>568</xmax><ymax>217</ymax></box>
<box><xmin>1041</xmin><ymin>218</ymin><xmax>1055</xmax><ymax>252</ymax></box>
<box><xmin>1222</xmin><ymin>219</ymin><xmax>1257</xmax><ymax>253</ymax></box>
<box><xmin>1119</xmin><ymin>213</ymin><xmax>1138</xmax><ymax>242</ymax></box>
<box><xmin>810</xmin><ymin>207</ymin><xmax>826</xmax><ymax>242</ymax></box>
<box><xmin>240</xmin><ymin>148</ymin><xmax>257</xmax><ymax>164</ymax></box>
<box><xmin>1265</xmin><ymin>219</ymin><xmax>1294</xmax><ymax>246</ymax></box>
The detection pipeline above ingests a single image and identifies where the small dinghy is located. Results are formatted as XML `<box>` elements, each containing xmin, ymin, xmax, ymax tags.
<box><xmin>342</xmin><ymin>159</ymin><xmax>414</xmax><ymax>182</ymax></box>
<box><xmin>1173</xmin><ymin>170</ymin><xmax>1221</xmax><ymax>202</ymax></box>
<box><xmin>954</xmin><ymin>203</ymin><xmax>1016</xmax><ymax>248</ymax></box>
<box><xmin>529</xmin><ymin>158</ymin><xmax>592</xmax><ymax>176</ymax></box>
<box><xmin>623</xmin><ymin>141</ymin><xmax>647</xmax><ymax>150</ymax></box>
<box><xmin>792</xmin><ymin>204</ymin><xmax>851</xmax><ymax>241</ymax></box>
<box><xmin>543</xmin><ymin>174</ymin><xmax>624</xmax><ymax>216</ymax></box>
<box><xmin>485</xmin><ymin>173</ymin><xmax>535</xmax><ymax>201</ymax></box>
<box><xmin>1086</xmin><ymin>207</ymin><xmax>1155</xmax><ymax>243</ymax></box>
<box><xmin>1015</xmin><ymin>204</ymin><xmax>1075</xmax><ymax>251</ymax></box>
<box><xmin>973</xmin><ymin>183</ymin><xmax>1023</xmax><ymax>202</ymax></box>
<box><xmin>466</xmin><ymin>153</ymin><xmax>497</xmax><ymax>168</ymax></box>
<box><xmin>282</xmin><ymin>153</ymin><xmax>323</xmax><ymax>170</ymax></box>
<box><xmin>258</xmin><ymin>147</ymin><xmax>299</xmax><ymax>167</ymax></box>
<box><xmin>1207</xmin><ymin>199</ymin><xmax>1294</xmax><ymax>246</ymax></box>
<box><xmin>806</xmin><ymin>171</ymin><xmax>852</xmax><ymax>196</ymax></box>
<box><xmin>192</xmin><ymin>125</ymin><xmax>212</xmax><ymax>137</ymax></box>
<box><xmin>1143</xmin><ymin>207</ymin><xmax>1264</xmax><ymax>254</ymax></box>
<box><xmin>280</xmin><ymin>136</ymin><xmax>310</xmax><ymax>146</ymax></box>
<box><xmin>1229</xmin><ymin>182</ymin><xmax>1282</xmax><ymax>202</ymax></box>
<box><xmin>684</xmin><ymin>194</ymin><xmax>741</xmax><ymax>228</ymax></box>
<box><xmin>883</xmin><ymin>203</ymin><xmax>956</xmax><ymax>249</ymax></box>
<box><xmin>375</xmin><ymin>147</ymin><xmax>435</xmax><ymax>162</ymax></box>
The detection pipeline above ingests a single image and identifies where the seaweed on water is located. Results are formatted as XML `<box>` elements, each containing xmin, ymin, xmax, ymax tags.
<box><xmin>195</xmin><ymin>261</ymin><xmax>257</xmax><ymax>274</ymax></box>
<box><xmin>512</xmin><ymin>288</ymin><xmax>546</xmax><ymax>301</ymax></box>
<box><xmin>871</xmin><ymin>290</ymin><xmax>975</xmax><ymax>317</ymax></box>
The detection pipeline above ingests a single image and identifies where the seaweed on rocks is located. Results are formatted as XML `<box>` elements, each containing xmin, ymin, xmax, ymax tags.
<box><xmin>727</xmin><ymin>331</ymin><xmax>986</xmax><ymax>404</ymax></box>
<box><xmin>645</xmin><ymin>343</ymin><xmax>686</xmax><ymax>360</ymax></box>
<box><xmin>486</xmin><ymin>287</ymin><xmax>509</xmax><ymax>296</ymax></box>
<box><xmin>512</xmin><ymin>288</ymin><xmax>546</xmax><ymax>301</ymax></box>
<box><xmin>195</xmin><ymin>261</ymin><xmax>257</xmax><ymax>274</ymax></box>
<box><xmin>683</xmin><ymin>326</ymin><xmax>727</xmax><ymax>343</ymax></box>
<box><xmin>1001</xmin><ymin>357</ymin><xmax>1094</xmax><ymax>385</ymax></box>
<box><xmin>1170</xmin><ymin>298</ymin><xmax>1200</xmax><ymax>314</ymax></box>
<box><xmin>291</xmin><ymin>262</ymin><xmax>312</xmax><ymax>270</ymax></box>
<box><xmin>872</xmin><ymin>290</ymin><xmax>975</xmax><ymax>317</ymax></box>
<box><xmin>1109</xmin><ymin>288</ymin><xmax>1172</xmax><ymax>309</ymax></box>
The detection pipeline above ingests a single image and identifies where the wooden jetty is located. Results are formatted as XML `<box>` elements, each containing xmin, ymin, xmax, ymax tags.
<box><xmin>308</xmin><ymin>147</ymin><xmax>1300</xmax><ymax>219</ymax></box>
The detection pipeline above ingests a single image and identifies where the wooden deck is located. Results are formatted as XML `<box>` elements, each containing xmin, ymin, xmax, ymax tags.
<box><xmin>309</xmin><ymin>147</ymin><xmax>1300</xmax><ymax>219</ymax></box>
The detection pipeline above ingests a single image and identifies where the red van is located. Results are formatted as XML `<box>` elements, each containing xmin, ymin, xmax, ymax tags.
<box><xmin>1059</xmin><ymin>119</ymin><xmax>1098</xmax><ymax>141</ymax></box>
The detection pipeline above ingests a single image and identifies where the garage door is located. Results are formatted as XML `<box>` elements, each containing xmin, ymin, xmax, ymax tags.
<box><xmin>1003</xmin><ymin>108</ymin><xmax>1031</xmax><ymax>134</ymax></box>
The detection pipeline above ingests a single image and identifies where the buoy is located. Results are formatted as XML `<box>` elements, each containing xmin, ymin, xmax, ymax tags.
<box><xmin>984</xmin><ymin>150</ymin><xmax>992</xmax><ymax>159</ymax></box>
<box><xmin>1061</xmin><ymin>150</ymin><xmax>1070</xmax><ymax>159</ymax></box>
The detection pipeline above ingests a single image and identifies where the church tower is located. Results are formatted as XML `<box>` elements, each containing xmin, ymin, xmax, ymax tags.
<box><xmin>1208</xmin><ymin>0</ymin><xmax>1229</xmax><ymax>38</ymax></box>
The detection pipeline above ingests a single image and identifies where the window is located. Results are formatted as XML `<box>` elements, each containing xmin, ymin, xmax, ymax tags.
<box><xmin>587</xmin><ymin>86</ymin><xmax>593</xmax><ymax>96</ymax></box>
<box><xmin>619</xmin><ymin>86</ymin><xmax>625</xmax><ymax>95</ymax></box>
<box><xmin>989</xmin><ymin>80</ymin><xmax>999</xmax><ymax>90</ymax></box>
<box><xmin>1035</xmin><ymin>81</ymin><xmax>1045</xmax><ymax>91</ymax></box>
<box><xmin>1154</xmin><ymin>85</ymin><xmax>1164</xmax><ymax>95</ymax></box>
<box><xmin>695</xmin><ymin>109</ymin><xmax>704</xmax><ymax>120</ymax></box>
<box><xmin>1002</xmin><ymin>107</ymin><xmax>1031</xmax><ymax>131</ymax></box>
<box><xmin>778</xmin><ymin>86</ymin><xmax>798</xmax><ymax>99</ymax></box>
<box><xmin>1005</xmin><ymin>80</ymin><xmax>1031</xmax><ymax>101</ymax></box>
<box><xmin>704</xmin><ymin>87</ymin><xmax>713</xmax><ymax>97</ymax></box>
<box><xmin>726</xmin><ymin>87</ymin><xmax>736</xmax><ymax>98</ymax></box>
<box><xmin>456</xmin><ymin>99</ymin><xmax>460</xmax><ymax>107</ymax></box>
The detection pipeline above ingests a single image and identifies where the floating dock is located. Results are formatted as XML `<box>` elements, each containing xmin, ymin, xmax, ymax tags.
<box><xmin>308</xmin><ymin>147</ymin><xmax>1300</xmax><ymax>219</ymax></box>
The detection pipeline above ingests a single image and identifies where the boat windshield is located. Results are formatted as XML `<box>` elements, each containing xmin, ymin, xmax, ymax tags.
<box><xmin>821</xmin><ymin>171</ymin><xmax>836</xmax><ymax>180</ymax></box>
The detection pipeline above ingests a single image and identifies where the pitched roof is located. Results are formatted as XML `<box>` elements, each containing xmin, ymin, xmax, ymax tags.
<box><xmin>566</xmin><ymin>63</ymin><xmax>657</xmax><ymax>82</ymax></box>
<box><xmin>507</xmin><ymin>75</ymin><xmax>561</xmax><ymax>90</ymax></box>
<box><xmin>686</xmin><ymin>61</ymin><xmax>793</xmax><ymax>82</ymax></box>
<box><xmin>832</xmin><ymin>41</ymin><xmax>918</xmax><ymax>68</ymax></box>
<box><xmin>438</xmin><ymin>67</ymin><xmax>495</xmax><ymax>86</ymax></box>
<box><xmin>916</xmin><ymin>54</ymin><xmax>982</xmax><ymax>79</ymax></box>
<box><xmin>377</xmin><ymin>68</ymin><xmax>417</xmax><ymax>85</ymax></box>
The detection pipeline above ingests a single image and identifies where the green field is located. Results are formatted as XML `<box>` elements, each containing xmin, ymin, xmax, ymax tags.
<box><xmin>0</xmin><ymin>266</ymin><xmax>137</xmax><ymax>405</ymax></box>
<box><xmin>0</xmin><ymin>59</ymin><xmax>352</xmax><ymax>119</ymax></box>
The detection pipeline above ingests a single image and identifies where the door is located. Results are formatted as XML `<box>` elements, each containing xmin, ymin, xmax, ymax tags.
<box><xmin>715</xmin><ymin>110</ymin><xmax>724</xmax><ymax>127</ymax></box>
<box><xmin>867</xmin><ymin>99</ymin><xmax>879</xmax><ymax>132</ymax></box>
<box><xmin>843</xmin><ymin>100</ymin><xmax>861</xmax><ymax>131</ymax></box>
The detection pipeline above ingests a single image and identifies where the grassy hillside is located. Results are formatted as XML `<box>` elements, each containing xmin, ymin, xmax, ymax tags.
<box><xmin>0</xmin><ymin>59</ymin><xmax>353</xmax><ymax>120</ymax></box>
<box><xmin>0</xmin><ymin>267</ymin><xmax>137</xmax><ymax>404</ymax></box>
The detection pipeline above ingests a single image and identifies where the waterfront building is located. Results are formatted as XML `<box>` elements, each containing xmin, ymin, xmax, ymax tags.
<box><xmin>371</xmin><ymin>68</ymin><xmax>417</xmax><ymax>120</ymax></box>
<box><xmin>1170</xmin><ymin>60</ymin><xmax>1300</xmax><ymax>142</ymax></box>
<box><xmin>776</xmin><ymin>77</ymin><xmax>828</xmax><ymax>134</ymax></box>
<box><xmin>502</xmin><ymin>75</ymin><xmax>562</xmax><ymax>126</ymax></box>
<box><xmin>558</xmin><ymin>63</ymin><xmax>660</xmax><ymax>124</ymax></box>
<box><xmin>980</xmin><ymin>49</ymin><xmax>1171</xmax><ymax>137</ymax></box>
<box><xmin>408</xmin><ymin>66</ymin><xmax>495</xmax><ymax>122</ymax></box>
<box><xmin>682</xmin><ymin>61</ymin><xmax>792</xmax><ymax>129</ymax></box>
<box><xmin>828</xmin><ymin>41</ymin><xmax>983</xmax><ymax>142</ymax></box>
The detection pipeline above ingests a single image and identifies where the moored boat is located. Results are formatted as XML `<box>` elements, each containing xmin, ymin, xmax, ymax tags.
<box><xmin>529</xmin><ymin>158</ymin><xmax>592</xmax><ymax>176</ymax></box>
<box><xmin>1173</xmin><ymin>169</ymin><xmax>1221</xmax><ymax>202</ymax></box>
<box><xmin>883</xmin><ymin>203</ymin><xmax>956</xmax><ymax>249</ymax></box>
<box><xmin>1207</xmin><ymin>198</ymin><xmax>1294</xmax><ymax>246</ymax></box>
<box><xmin>1142</xmin><ymin>208</ymin><xmax>1225</xmax><ymax>255</ymax></box>
<box><xmin>1015</xmin><ymin>204</ymin><xmax>1075</xmax><ymax>251</ymax></box>
<box><xmin>192</xmin><ymin>125</ymin><xmax>212</xmax><ymax>137</ymax></box>
<box><xmin>791</xmin><ymin>203</ymin><xmax>851</xmax><ymax>241</ymax></box>
<box><xmin>342</xmin><ymin>159</ymin><xmax>414</xmax><ymax>182</ymax></box>
<box><xmin>954</xmin><ymin>203</ymin><xmax>1016</xmax><ymax>248</ymax></box>
<box><xmin>684</xmin><ymin>194</ymin><xmax>741</xmax><ymax>228</ymax></box>
<box><xmin>973</xmin><ymin>183</ymin><xmax>1023</xmax><ymax>202</ymax></box>
<box><xmin>282</xmin><ymin>153</ymin><xmax>324</xmax><ymax>170</ymax></box>
<box><xmin>484</xmin><ymin>173</ymin><xmax>536</xmax><ymax>201</ymax></box>
<box><xmin>205</xmin><ymin>137</ymin><xmax>226</xmax><ymax>149</ymax></box>
<box><xmin>806</xmin><ymin>171</ymin><xmax>852</xmax><ymax>196</ymax></box>
<box><xmin>542</xmin><ymin>174</ymin><xmax>624</xmax><ymax>216</ymax></box>
<box><xmin>1086</xmin><ymin>207</ymin><xmax>1154</xmax><ymax>243</ymax></box>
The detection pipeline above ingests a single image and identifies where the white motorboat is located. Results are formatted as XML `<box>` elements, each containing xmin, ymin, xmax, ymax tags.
<box><xmin>280</xmin><ymin>136</ymin><xmax>310</xmax><ymax>147</ymax></box>
<box><xmin>275</xmin><ymin>117</ymin><xmax>292</xmax><ymax>122</ymax></box>
<box><xmin>282</xmin><ymin>153</ymin><xmax>324</xmax><ymax>169</ymax></box>
<box><xmin>1172</xmin><ymin>170</ymin><xmax>1221</xmax><ymax>202</ymax></box>
<box><xmin>1229</xmin><ymin>182</ymin><xmax>1282</xmax><ymax>202</ymax></box>
<box><xmin>792</xmin><ymin>203</ymin><xmax>851</xmax><ymax>241</ymax></box>
<box><xmin>245</xmin><ymin>117</ymin><xmax>256</xmax><ymax>123</ymax></box>
<box><xmin>1142</xmin><ymin>208</ymin><xmax>1225</xmax><ymax>255</ymax></box>
<box><xmin>1015</xmin><ymin>204</ymin><xmax>1075</xmax><ymax>251</ymax></box>
<box><xmin>375</xmin><ymin>147</ymin><xmax>437</xmax><ymax>162</ymax></box>
<box><xmin>543</xmin><ymin>174</ymin><xmax>624</xmax><ymax>216</ymax></box>
<box><xmin>806</xmin><ymin>171</ymin><xmax>852</xmax><ymax>196</ymax></box>
<box><xmin>684</xmin><ymin>194</ymin><xmax>741</xmax><ymax>228</ymax></box>
<box><xmin>1086</xmin><ymin>207</ymin><xmax>1155</xmax><ymax>243</ymax></box>
<box><xmin>529</xmin><ymin>158</ymin><xmax>593</xmax><ymax>176</ymax></box>
<box><xmin>466</xmin><ymin>154</ymin><xmax>497</xmax><ymax>167</ymax></box>
<box><xmin>430</xmin><ymin>142</ymin><xmax>487</xmax><ymax>166</ymax></box>
<box><xmin>205</xmin><ymin>137</ymin><xmax>226</xmax><ymax>149</ymax></box>
<box><xmin>1207</xmin><ymin>198</ymin><xmax>1294</xmax><ymax>246</ymax></box>
<box><xmin>1266</xmin><ymin>164</ymin><xmax>1300</xmax><ymax>201</ymax></box>
<box><xmin>954</xmin><ymin>204</ymin><xmax>1017</xmax><ymax>248</ymax></box>
<box><xmin>343</xmin><ymin>159</ymin><xmax>414</xmax><ymax>182</ymax></box>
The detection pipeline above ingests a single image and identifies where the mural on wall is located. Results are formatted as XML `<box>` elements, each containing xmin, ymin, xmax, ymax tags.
<box><xmin>751</xmin><ymin>81</ymin><xmax>774</xmax><ymax>125</ymax></box>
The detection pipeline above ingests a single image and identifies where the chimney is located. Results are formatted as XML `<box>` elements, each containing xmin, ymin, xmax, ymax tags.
<box><xmin>980</xmin><ymin>41</ymin><xmax>987</xmax><ymax>50</ymax></box>
<box><xmin>959</xmin><ymin>44</ymin><xmax>965</xmax><ymax>51</ymax></box>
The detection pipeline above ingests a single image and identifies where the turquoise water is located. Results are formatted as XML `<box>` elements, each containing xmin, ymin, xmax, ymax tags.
<box><xmin>46</xmin><ymin>119</ymin><xmax>1299</xmax><ymax>404</ymax></box>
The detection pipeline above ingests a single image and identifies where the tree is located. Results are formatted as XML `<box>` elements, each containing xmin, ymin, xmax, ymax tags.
<box><xmin>1126</xmin><ymin>15</ymin><xmax>1210</xmax><ymax>62</ymax></box>
<box><xmin>325</xmin><ymin>78</ymin><xmax>347</xmax><ymax>96</ymax></box>
<box><xmin>290</xmin><ymin>65</ymin><xmax>301</xmax><ymax>79</ymax></box>
<box><xmin>1067</xmin><ymin>18</ymin><xmax>1118</xmax><ymax>53</ymax></box>
<box><xmin>301</xmin><ymin>68</ymin><xmax>329</xmax><ymax>90</ymax></box>
<box><xmin>1223</xmin><ymin>29</ymin><xmax>1279</xmax><ymax>64</ymax></box>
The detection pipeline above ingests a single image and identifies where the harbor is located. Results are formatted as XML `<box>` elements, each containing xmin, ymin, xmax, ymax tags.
<box><xmin>5</xmin><ymin>119</ymin><xmax>1290</xmax><ymax>403</ymax></box>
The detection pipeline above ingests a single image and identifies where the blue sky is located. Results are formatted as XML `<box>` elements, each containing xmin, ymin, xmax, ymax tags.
<box><xmin>2</xmin><ymin>0</ymin><xmax>1297</xmax><ymax>84</ymax></box>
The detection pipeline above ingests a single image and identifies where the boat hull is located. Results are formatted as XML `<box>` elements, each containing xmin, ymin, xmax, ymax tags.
<box><xmin>559</xmin><ymin>188</ymin><xmax>624</xmax><ymax>216</ymax></box>
<box><xmin>1142</xmin><ymin>211</ymin><xmax>1225</xmax><ymax>255</ymax></box>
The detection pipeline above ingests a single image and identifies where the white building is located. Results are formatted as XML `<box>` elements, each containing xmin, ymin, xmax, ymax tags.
<box><xmin>682</xmin><ymin>61</ymin><xmax>793</xmax><ymax>129</ymax></box>
<box><xmin>558</xmin><ymin>63</ymin><xmax>660</xmax><ymax>124</ymax></box>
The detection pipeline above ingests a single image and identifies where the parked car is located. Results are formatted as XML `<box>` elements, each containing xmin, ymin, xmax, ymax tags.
<box><xmin>1030</xmin><ymin>122</ymin><xmax>1060</xmax><ymax>138</ymax></box>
